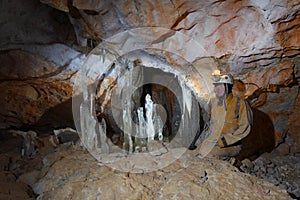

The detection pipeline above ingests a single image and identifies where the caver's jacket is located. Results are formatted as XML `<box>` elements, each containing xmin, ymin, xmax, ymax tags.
<box><xmin>210</xmin><ymin>93</ymin><xmax>252</xmax><ymax>148</ymax></box>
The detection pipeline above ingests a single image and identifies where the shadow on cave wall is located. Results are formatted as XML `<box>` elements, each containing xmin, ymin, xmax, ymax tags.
<box><xmin>237</xmin><ymin>108</ymin><xmax>276</xmax><ymax>161</ymax></box>
<box><xmin>22</xmin><ymin>98</ymin><xmax>75</xmax><ymax>133</ymax></box>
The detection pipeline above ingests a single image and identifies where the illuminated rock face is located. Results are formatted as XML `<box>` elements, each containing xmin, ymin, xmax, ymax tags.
<box><xmin>0</xmin><ymin>0</ymin><xmax>299</xmax><ymax>146</ymax></box>
<box><xmin>31</xmin><ymin>145</ymin><xmax>291</xmax><ymax>200</ymax></box>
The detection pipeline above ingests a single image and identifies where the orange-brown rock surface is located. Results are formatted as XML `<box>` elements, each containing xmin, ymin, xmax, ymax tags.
<box><xmin>0</xmin><ymin>0</ymin><xmax>299</xmax><ymax>145</ymax></box>
<box><xmin>1</xmin><ymin>1</ymin><xmax>300</xmax><ymax>199</ymax></box>
<box><xmin>288</xmin><ymin>91</ymin><xmax>300</xmax><ymax>144</ymax></box>
<box><xmin>31</xmin><ymin>144</ymin><xmax>291</xmax><ymax>200</ymax></box>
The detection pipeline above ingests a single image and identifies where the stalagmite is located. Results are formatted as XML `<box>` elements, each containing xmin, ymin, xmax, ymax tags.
<box><xmin>123</xmin><ymin>107</ymin><xmax>133</xmax><ymax>154</ymax></box>
<box><xmin>154</xmin><ymin>104</ymin><xmax>164</xmax><ymax>141</ymax></box>
<box><xmin>145</xmin><ymin>94</ymin><xmax>155</xmax><ymax>143</ymax></box>
<box><xmin>137</xmin><ymin>107</ymin><xmax>147</xmax><ymax>149</ymax></box>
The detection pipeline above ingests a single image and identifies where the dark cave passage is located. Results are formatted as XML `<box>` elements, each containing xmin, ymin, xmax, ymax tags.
<box><xmin>96</xmin><ymin>66</ymin><xmax>203</xmax><ymax>152</ymax></box>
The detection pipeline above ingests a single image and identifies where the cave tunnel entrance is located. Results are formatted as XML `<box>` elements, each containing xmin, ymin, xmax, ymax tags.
<box><xmin>96</xmin><ymin>65</ymin><xmax>203</xmax><ymax>152</ymax></box>
<box><xmin>136</xmin><ymin>82</ymin><xmax>179</xmax><ymax>141</ymax></box>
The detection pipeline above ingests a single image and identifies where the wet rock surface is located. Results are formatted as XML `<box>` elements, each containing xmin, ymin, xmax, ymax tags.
<box><xmin>0</xmin><ymin>129</ymin><xmax>295</xmax><ymax>200</ymax></box>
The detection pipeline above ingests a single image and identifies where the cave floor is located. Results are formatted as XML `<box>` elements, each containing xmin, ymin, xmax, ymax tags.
<box><xmin>0</xmin><ymin>129</ymin><xmax>299</xmax><ymax>199</ymax></box>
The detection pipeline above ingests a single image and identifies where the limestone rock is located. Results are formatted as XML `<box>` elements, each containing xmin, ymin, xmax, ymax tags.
<box><xmin>0</xmin><ymin>0</ymin><xmax>299</xmax><ymax>147</ymax></box>
<box><xmin>0</xmin><ymin>182</ymin><xmax>35</xmax><ymax>200</ymax></box>
<box><xmin>38</xmin><ymin>0</ymin><xmax>300</xmax><ymax>144</ymax></box>
<box><xmin>40</xmin><ymin>0</ymin><xmax>69</xmax><ymax>12</ymax></box>
<box><xmin>0</xmin><ymin>0</ymin><xmax>83</xmax><ymax>129</ymax></box>
<box><xmin>260</xmin><ymin>86</ymin><xmax>299</xmax><ymax>145</ymax></box>
<box><xmin>0</xmin><ymin>0</ymin><xmax>76</xmax><ymax>48</ymax></box>
<box><xmin>33</xmin><ymin>146</ymin><xmax>291</xmax><ymax>199</ymax></box>
<box><xmin>0</xmin><ymin>80</ymin><xmax>72</xmax><ymax>128</ymax></box>
<box><xmin>0</xmin><ymin>50</ymin><xmax>58</xmax><ymax>80</ymax></box>
<box><xmin>42</xmin><ymin>0</ymin><xmax>300</xmax><ymax>70</ymax></box>
<box><xmin>288</xmin><ymin>91</ymin><xmax>300</xmax><ymax>145</ymax></box>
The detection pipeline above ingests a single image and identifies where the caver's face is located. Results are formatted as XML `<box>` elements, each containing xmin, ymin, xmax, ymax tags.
<box><xmin>214</xmin><ymin>83</ymin><xmax>225</xmax><ymax>98</ymax></box>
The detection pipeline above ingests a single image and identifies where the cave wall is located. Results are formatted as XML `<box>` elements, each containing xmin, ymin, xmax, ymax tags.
<box><xmin>0</xmin><ymin>0</ymin><xmax>84</xmax><ymax>128</ymax></box>
<box><xmin>0</xmin><ymin>0</ymin><xmax>300</xmax><ymax>145</ymax></box>
<box><xmin>288</xmin><ymin>91</ymin><xmax>300</xmax><ymax>144</ymax></box>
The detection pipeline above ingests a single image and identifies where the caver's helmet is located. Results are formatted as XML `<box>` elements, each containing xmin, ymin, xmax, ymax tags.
<box><xmin>212</xmin><ymin>70</ymin><xmax>234</xmax><ymax>85</ymax></box>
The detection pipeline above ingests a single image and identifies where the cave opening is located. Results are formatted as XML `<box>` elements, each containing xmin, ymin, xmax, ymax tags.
<box><xmin>96</xmin><ymin>65</ymin><xmax>203</xmax><ymax>153</ymax></box>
